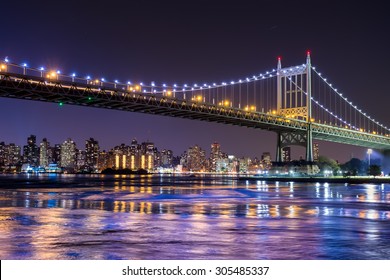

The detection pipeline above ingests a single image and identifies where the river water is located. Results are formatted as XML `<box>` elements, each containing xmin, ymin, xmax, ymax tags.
<box><xmin>0</xmin><ymin>174</ymin><xmax>389</xmax><ymax>260</ymax></box>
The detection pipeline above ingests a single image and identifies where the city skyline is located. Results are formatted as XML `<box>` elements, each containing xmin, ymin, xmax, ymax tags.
<box><xmin>1</xmin><ymin>132</ymin><xmax>377</xmax><ymax>168</ymax></box>
<box><xmin>1</xmin><ymin>1</ymin><xmax>389</xmax><ymax>164</ymax></box>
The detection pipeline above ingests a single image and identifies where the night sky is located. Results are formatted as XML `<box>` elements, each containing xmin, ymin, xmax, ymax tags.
<box><xmin>1</xmin><ymin>0</ymin><xmax>389</xmax><ymax>163</ymax></box>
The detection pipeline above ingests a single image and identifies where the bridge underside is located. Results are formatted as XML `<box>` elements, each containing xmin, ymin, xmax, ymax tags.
<box><xmin>1</xmin><ymin>73</ymin><xmax>390</xmax><ymax>150</ymax></box>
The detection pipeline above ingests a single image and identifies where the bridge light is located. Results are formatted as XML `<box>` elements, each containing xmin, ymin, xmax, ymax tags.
<box><xmin>39</xmin><ymin>67</ymin><xmax>45</xmax><ymax>71</ymax></box>
<box><xmin>56</xmin><ymin>70</ymin><xmax>61</xmax><ymax>74</ymax></box>
<box><xmin>127</xmin><ymin>81</ymin><xmax>132</xmax><ymax>85</ymax></box>
<box><xmin>114</xmin><ymin>80</ymin><xmax>118</xmax><ymax>83</ymax></box>
<box><xmin>166</xmin><ymin>90</ymin><xmax>172</xmax><ymax>96</ymax></box>
<box><xmin>4</xmin><ymin>57</ymin><xmax>9</xmax><ymax>63</ymax></box>
<box><xmin>48</xmin><ymin>71</ymin><xmax>57</xmax><ymax>79</ymax></box>
<box><xmin>86</xmin><ymin>76</ymin><xmax>91</xmax><ymax>80</ymax></box>
<box><xmin>22</xmin><ymin>63</ymin><xmax>27</xmax><ymax>67</ymax></box>
<box><xmin>0</xmin><ymin>64</ymin><xmax>6</xmax><ymax>70</ymax></box>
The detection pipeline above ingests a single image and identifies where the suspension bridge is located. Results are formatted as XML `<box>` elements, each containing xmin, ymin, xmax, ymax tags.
<box><xmin>1</xmin><ymin>52</ymin><xmax>390</xmax><ymax>162</ymax></box>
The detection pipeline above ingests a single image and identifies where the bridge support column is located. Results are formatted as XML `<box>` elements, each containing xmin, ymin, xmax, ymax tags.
<box><xmin>276</xmin><ymin>132</ymin><xmax>283</xmax><ymax>162</ymax></box>
<box><xmin>306</xmin><ymin>124</ymin><xmax>313</xmax><ymax>162</ymax></box>
<box><xmin>305</xmin><ymin>51</ymin><xmax>313</xmax><ymax>163</ymax></box>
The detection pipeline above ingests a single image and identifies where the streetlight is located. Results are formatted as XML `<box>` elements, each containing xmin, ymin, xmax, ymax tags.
<box><xmin>367</xmin><ymin>149</ymin><xmax>373</xmax><ymax>166</ymax></box>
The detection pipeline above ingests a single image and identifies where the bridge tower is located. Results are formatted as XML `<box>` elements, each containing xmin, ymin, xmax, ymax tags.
<box><xmin>276</xmin><ymin>52</ymin><xmax>313</xmax><ymax>162</ymax></box>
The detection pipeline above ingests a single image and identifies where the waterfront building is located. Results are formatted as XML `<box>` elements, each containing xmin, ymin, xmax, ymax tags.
<box><xmin>77</xmin><ymin>150</ymin><xmax>86</xmax><ymax>171</ymax></box>
<box><xmin>52</xmin><ymin>144</ymin><xmax>62</xmax><ymax>165</ymax></box>
<box><xmin>39</xmin><ymin>138</ymin><xmax>51</xmax><ymax>168</ymax></box>
<box><xmin>210</xmin><ymin>142</ymin><xmax>221</xmax><ymax>172</ymax></box>
<box><xmin>261</xmin><ymin>152</ymin><xmax>272</xmax><ymax>170</ymax></box>
<box><xmin>140</xmin><ymin>141</ymin><xmax>155</xmax><ymax>171</ymax></box>
<box><xmin>282</xmin><ymin>147</ymin><xmax>291</xmax><ymax>162</ymax></box>
<box><xmin>185</xmin><ymin>145</ymin><xmax>206</xmax><ymax>172</ymax></box>
<box><xmin>112</xmin><ymin>144</ymin><xmax>129</xmax><ymax>169</ymax></box>
<box><xmin>129</xmin><ymin>139</ymin><xmax>140</xmax><ymax>170</ymax></box>
<box><xmin>160</xmin><ymin>149</ymin><xmax>173</xmax><ymax>167</ymax></box>
<box><xmin>85</xmin><ymin>138</ymin><xmax>99</xmax><ymax>171</ymax></box>
<box><xmin>23</xmin><ymin>135</ymin><xmax>39</xmax><ymax>166</ymax></box>
<box><xmin>0</xmin><ymin>142</ymin><xmax>21</xmax><ymax>171</ymax></box>
<box><xmin>314</xmin><ymin>143</ymin><xmax>319</xmax><ymax>162</ymax></box>
<box><xmin>60</xmin><ymin>138</ymin><xmax>77</xmax><ymax>171</ymax></box>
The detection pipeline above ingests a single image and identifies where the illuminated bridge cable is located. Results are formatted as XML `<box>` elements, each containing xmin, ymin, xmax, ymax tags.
<box><xmin>311</xmin><ymin>66</ymin><xmax>390</xmax><ymax>135</ymax></box>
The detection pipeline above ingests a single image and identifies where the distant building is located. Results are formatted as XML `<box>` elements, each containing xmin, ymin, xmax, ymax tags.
<box><xmin>261</xmin><ymin>152</ymin><xmax>272</xmax><ymax>169</ymax></box>
<box><xmin>85</xmin><ymin>138</ymin><xmax>99</xmax><ymax>171</ymax></box>
<box><xmin>182</xmin><ymin>145</ymin><xmax>206</xmax><ymax>172</ymax></box>
<box><xmin>140</xmin><ymin>141</ymin><xmax>155</xmax><ymax>171</ymax></box>
<box><xmin>0</xmin><ymin>142</ymin><xmax>21</xmax><ymax>170</ymax></box>
<box><xmin>23</xmin><ymin>135</ymin><xmax>39</xmax><ymax>166</ymax></box>
<box><xmin>39</xmin><ymin>138</ymin><xmax>51</xmax><ymax>168</ymax></box>
<box><xmin>282</xmin><ymin>147</ymin><xmax>291</xmax><ymax>162</ymax></box>
<box><xmin>112</xmin><ymin>144</ymin><xmax>129</xmax><ymax>169</ymax></box>
<box><xmin>313</xmin><ymin>143</ymin><xmax>319</xmax><ymax>162</ymax></box>
<box><xmin>52</xmin><ymin>144</ymin><xmax>61</xmax><ymax>165</ymax></box>
<box><xmin>160</xmin><ymin>149</ymin><xmax>173</xmax><ymax>167</ymax></box>
<box><xmin>60</xmin><ymin>138</ymin><xmax>77</xmax><ymax>170</ymax></box>
<box><xmin>210</xmin><ymin>142</ymin><xmax>221</xmax><ymax>172</ymax></box>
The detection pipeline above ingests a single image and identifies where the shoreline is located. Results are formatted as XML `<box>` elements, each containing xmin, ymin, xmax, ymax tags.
<box><xmin>238</xmin><ymin>176</ymin><xmax>390</xmax><ymax>184</ymax></box>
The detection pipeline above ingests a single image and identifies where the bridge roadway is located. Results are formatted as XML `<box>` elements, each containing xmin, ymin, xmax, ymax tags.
<box><xmin>1</xmin><ymin>71</ymin><xmax>390</xmax><ymax>150</ymax></box>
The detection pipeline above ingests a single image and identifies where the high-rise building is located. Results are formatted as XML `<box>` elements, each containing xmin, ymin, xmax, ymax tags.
<box><xmin>185</xmin><ymin>145</ymin><xmax>206</xmax><ymax>172</ymax></box>
<box><xmin>282</xmin><ymin>147</ymin><xmax>291</xmax><ymax>162</ymax></box>
<box><xmin>112</xmin><ymin>144</ymin><xmax>129</xmax><ymax>169</ymax></box>
<box><xmin>210</xmin><ymin>142</ymin><xmax>221</xmax><ymax>172</ymax></box>
<box><xmin>23</xmin><ymin>135</ymin><xmax>39</xmax><ymax>166</ymax></box>
<box><xmin>7</xmin><ymin>143</ymin><xmax>21</xmax><ymax>167</ymax></box>
<box><xmin>313</xmin><ymin>143</ymin><xmax>319</xmax><ymax>162</ymax></box>
<box><xmin>261</xmin><ymin>152</ymin><xmax>272</xmax><ymax>169</ymax></box>
<box><xmin>97</xmin><ymin>150</ymin><xmax>109</xmax><ymax>171</ymax></box>
<box><xmin>85</xmin><ymin>138</ymin><xmax>99</xmax><ymax>171</ymax></box>
<box><xmin>0</xmin><ymin>142</ymin><xmax>21</xmax><ymax>171</ymax></box>
<box><xmin>52</xmin><ymin>144</ymin><xmax>61</xmax><ymax>164</ymax></box>
<box><xmin>39</xmin><ymin>138</ymin><xmax>51</xmax><ymax>167</ymax></box>
<box><xmin>140</xmin><ymin>141</ymin><xmax>155</xmax><ymax>171</ymax></box>
<box><xmin>60</xmin><ymin>138</ymin><xmax>77</xmax><ymax>170</ymax></box>
<box><xmin>160</xmin><ymin>149</ymin><xmax>173</xmax><ymax>167</ymax></box>
<box><xmin>129</xmin><ymin>139</ymin><xmax>139</xmax><ymax>170</ymax></box>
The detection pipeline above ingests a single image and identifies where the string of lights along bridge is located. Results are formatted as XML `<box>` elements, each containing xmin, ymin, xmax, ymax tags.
<box><xmin>1</xmin><ymin>52</ymin><xmax>390</xmax><ymax>162</ymax></box>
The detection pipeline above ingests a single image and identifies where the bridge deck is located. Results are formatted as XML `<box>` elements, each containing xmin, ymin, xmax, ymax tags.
<box><xmin>1</xmin><ymin>72</ymin><xmax>390</xmax><ymax>150</ymax></box>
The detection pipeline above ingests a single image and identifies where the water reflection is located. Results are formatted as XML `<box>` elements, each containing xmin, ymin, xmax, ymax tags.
<box><xmin>0</xmin><ymin>175</ymin><xmax>390</xmax><ymax>260</ymax></box>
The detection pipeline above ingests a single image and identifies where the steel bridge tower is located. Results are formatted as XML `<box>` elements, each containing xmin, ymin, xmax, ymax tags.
<box><xmin>276</xmin><ymin>52</ymin><xmax>313</xmax><ymax>162</ymax></box>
